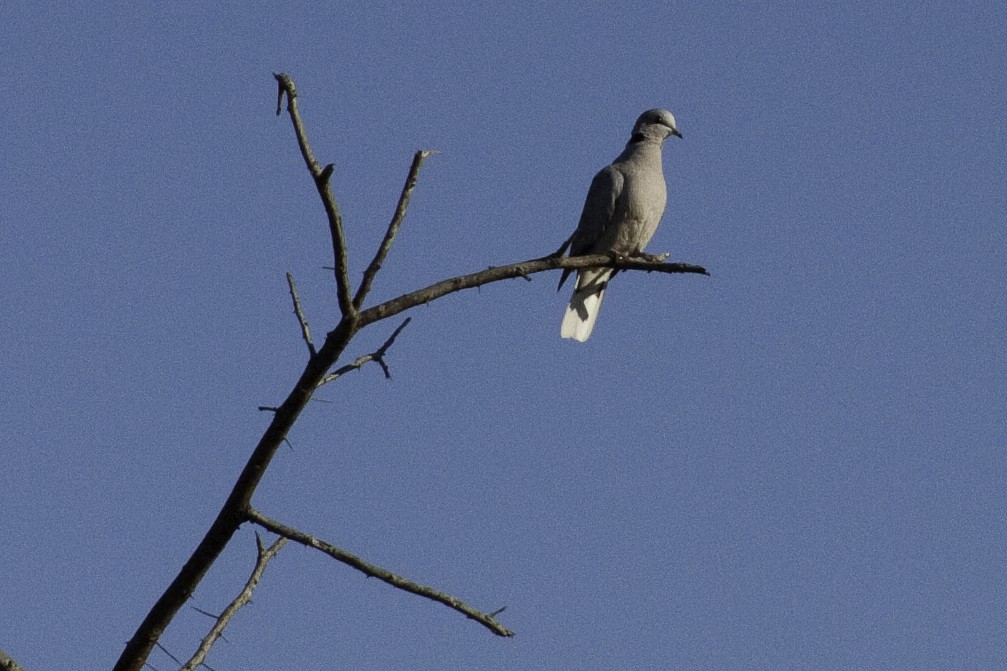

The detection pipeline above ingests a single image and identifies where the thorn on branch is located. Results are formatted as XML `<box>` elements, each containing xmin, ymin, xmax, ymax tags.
<box><xmin>257</xmin><ymin>406</ymin><xmax>279</xmax><ymax>413</ymax></box>
<box><xmin>190</xmin><ymin>606</ymin><xmax>219</xmax><ymax>619</ymax></box>
<box><xmin>320</xmin><ymin>163</ymin><xmax>334</xmax><ymax>183</ymax></box>
<box><xmin>154</xmin><ymin>641</ymin><xmax>182</xmax><ymax>665</ymax></box>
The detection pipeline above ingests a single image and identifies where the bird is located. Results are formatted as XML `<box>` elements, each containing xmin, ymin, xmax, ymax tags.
<box><xmin>559</xmin><ymin>109</ymin><xmax>682</xmax><ymax>342</ymax></box>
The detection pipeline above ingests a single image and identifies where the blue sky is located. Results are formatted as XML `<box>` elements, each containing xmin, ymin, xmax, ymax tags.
<box><xmin>3</xmin><ymin>2</ymin><xmax>1005</xmax><ymax>669</ymax></box>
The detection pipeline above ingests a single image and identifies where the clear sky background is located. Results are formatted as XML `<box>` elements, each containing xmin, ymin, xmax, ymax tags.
<box><xmin>3</xmin><ymin>2</ymin><xmax>1005</xmax><ymax>670</ymax></box>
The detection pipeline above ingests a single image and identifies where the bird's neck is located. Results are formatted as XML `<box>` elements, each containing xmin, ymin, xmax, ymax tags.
<box><xmin>620</xmin><ymin>135</ymin><xmax>665</xmax><ymax>164</ymax></box>
<box><xmin>628</xmin><ymin>130</ymin><xmax>667</xmax><ymax>146</ymax></box>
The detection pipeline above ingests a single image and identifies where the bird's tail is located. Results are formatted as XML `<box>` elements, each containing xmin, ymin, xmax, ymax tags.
<box><xmin>561</xmin><ymin>268</ymin><xmax>613</xmax><ymax>342</ymax></box>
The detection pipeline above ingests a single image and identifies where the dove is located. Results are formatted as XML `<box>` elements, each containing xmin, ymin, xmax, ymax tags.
<box><xmin>560</xmin><ymin>109</ymin><xmax>682</xmax><ymax>341</ymax></box>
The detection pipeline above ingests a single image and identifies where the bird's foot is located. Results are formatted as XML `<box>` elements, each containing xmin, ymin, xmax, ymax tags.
<box><xmin>628</xmin><ymin>251</ymin><xmax>670</xmax><ymax>263</ymax></box>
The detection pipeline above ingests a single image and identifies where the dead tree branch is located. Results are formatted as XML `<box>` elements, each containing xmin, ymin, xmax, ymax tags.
<box><xmin>113</xmin><ymin>74</ymin><xmax>706</xmax><ymax>671</ymax></box>
<box><xmin>246</xmin><ymin>509</ymin><xmax>514</xmax><ymax>638</ymax></box>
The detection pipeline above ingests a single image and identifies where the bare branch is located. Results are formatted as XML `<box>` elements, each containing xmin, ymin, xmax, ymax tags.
<box><xmin>318</xmin><ymin>317</ymin><xmax>411</xmax><ymax>387</ymax></box>
<box><xmin>246</xmin><ymin>508</ymin><xmax>514</xmax><ymax>638</ymax></box>
<box><xmin>286</xmin><ymin>272</ymin><xmax>317</xmax><ymax>357</ymax></box>
<box><xmin>180</xmin><ymin>534</ymin><xmax>287</xmax><ymax>671</ymax></box>
<box><xmin>354</xmin><ymin>150</ymin><xmax>437</xmax><ymax>309</ymax></box>
<box><xmin>273</xmin><ymin>73</ymin><xmax>355</xmax><ymax>318</ymax></box>
<box><xmin>360</xmin><ymin>253</ymin><xmax>709</xmax><ymax>327</ymax></box>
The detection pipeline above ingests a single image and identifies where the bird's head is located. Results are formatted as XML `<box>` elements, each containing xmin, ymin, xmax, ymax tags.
<box><xmin>633</xmin><ymin>109</ymin><xmax>682</xmax><ymax>141</ymax></box>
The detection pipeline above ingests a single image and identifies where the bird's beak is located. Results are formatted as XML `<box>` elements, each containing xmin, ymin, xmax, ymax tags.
<box><xmin>671</xmin><ymin>127</ymin><xmax>683</xmax><ymax>139</ymax></box>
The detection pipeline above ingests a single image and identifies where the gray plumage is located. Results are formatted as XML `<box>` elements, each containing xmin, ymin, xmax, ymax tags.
<box><xmin>560</xmin><ymin>109</ymin><xmax>682</xmax><ymax>341</ymax></box>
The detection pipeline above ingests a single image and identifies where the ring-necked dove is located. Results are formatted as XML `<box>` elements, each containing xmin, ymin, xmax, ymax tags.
<box><xmin>560</xmin><ymin>109</ymin><xmax>682</xmax><ymax>341</ymax></box>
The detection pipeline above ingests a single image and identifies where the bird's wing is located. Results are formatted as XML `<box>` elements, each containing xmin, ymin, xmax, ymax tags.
<box><xmin>558</xmin><ymin>165</ymin><xmax>624</xmax><ymax>290</ymax></box>
<box><xmin>572</xmin><ymin>165</ymin><xmax>623</xmax><ymax>254</ymax></box>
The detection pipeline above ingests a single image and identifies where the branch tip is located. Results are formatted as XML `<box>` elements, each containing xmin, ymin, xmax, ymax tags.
<box><xmin>273</xmin><ymin>73</ymin><xmax>296</xmax><ymax>116</ymax></box>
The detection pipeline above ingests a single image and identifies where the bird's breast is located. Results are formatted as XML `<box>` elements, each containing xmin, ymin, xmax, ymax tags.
<box><xmin>605</xmin><ymin>170</ymin><xmax>667</xmax><ymax>253</ymax></box>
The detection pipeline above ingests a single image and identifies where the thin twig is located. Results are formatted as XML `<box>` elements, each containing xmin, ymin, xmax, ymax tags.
<box><xmin>273</xmin><ymin>73</ymin><xmax>355</xmax><ymax>318</ymax></box>
<box><xmin>286</xmin><ymin>272</ymin><xmax>317</xmax><ymax>356</ymax></box>
<box><xmin>246</xmin><ymin>508</ymin><xmax>514</xmax><ymax>638</ymax></box>
<box><xmin>354</xmin><ymin>150</ymin><xmax>437</xmax><ymax>309</ymax></box>
<box><xmin>317</xmin><ymin>317</ymin><xmax>411</xmax><ymax>387</ymax></box>
<box><xmin>180</xmin><ymin>534</ymin><xmax>287</xmax><ymax>671</ymax></box>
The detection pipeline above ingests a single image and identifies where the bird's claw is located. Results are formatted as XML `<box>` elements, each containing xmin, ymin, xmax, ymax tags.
<box><xmin>610</xmin><ymin>251</ymin><xmax>670</xmax><ymax>263</ymax></box>
<box><xmin>630</xmin><ymin>251</ymin><xmax>670</xmax><ymax>263</ymax></box>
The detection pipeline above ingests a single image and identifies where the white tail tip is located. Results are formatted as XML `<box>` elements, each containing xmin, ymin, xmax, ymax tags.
<box><xmin>560</xmin><ymin>270</ymin><xmax>611</xmax><ymax>342</ymax></box>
